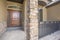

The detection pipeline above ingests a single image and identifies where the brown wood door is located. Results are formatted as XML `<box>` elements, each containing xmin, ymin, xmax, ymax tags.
<box><xmin>7</xmin><ymin>10</ymin><xmax>21</xmax><ymax>27</ymax></box>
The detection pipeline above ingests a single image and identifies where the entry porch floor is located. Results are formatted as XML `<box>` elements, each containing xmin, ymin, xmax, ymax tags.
<box><xmin>0</xmin><ymin>27</ymin><xmax>26</xmax><ymax>40</ymax></box>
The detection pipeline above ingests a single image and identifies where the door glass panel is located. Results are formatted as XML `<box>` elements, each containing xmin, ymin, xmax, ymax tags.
<box><xmin>13</xmin><ymin>12</ymin><xmax>20</xmax><ymax>19</ymax></box>
<box><xmin>12</xmin><ymin>12</ymin><xmax>20</xmax><ymax>20</ymax></box>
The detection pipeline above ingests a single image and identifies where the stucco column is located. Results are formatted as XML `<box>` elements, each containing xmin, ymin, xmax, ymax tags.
<box><xmin>0</xmin><ymin>0</ymin><xmax>7</xmax><ymax>36</ymax></box>
<box><xmin>43</xmin><ymin>7</ymin><xmax>47</xmax><ymax>21</ymax></box>
<box><xmin>24</xmin><ymin>0</ymin><xmax>38</xmax><ymax>40</ymax></box>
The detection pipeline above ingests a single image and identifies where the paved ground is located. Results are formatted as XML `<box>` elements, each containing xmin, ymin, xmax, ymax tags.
<box><xmin>39</xmin><ymin>30</ymin><xmax>60</xmax><ymax>40</ymax></box>
<box><xmin>0</xmin><ymin>27</ymin><xmax>26</xmax><ymax>40</ymax></box>
<box><xmin>1</xmin><ymin>27</ymin><xmax>60</xmax><ymax>40</ymax></box>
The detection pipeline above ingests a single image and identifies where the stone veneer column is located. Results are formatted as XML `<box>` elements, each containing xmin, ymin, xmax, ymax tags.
<box><xmin>0</xmin><ymin>0</ymin><xmax>7</xmax><ymax>36</ymax></box>
<box><xmin>24</xmin><ymin>0</ymin><xmax>38</xmax><ymax>40</ymax></box>
<box><xmin>29</xmin><ymin>0</ymin><xmax>38</xmax><ymax>40</ymax></box>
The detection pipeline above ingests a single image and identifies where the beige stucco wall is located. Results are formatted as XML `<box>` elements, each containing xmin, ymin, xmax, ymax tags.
<box><xmin>47</xmin><ymin>3</ymin><xmax>60</xmax><ymax>21</ymax></box>
<box><xmin>43</xmin><ymin>7</ymin><xmax>47</xmax><ymax>21</ymax></box>
<box><xmin>38</xmin><ymin>5</ymin><xmax>43</xmax><ymax>8</ymax></box>
<box><xmin>0</xmin><ymin>0</ymin><xmax>7</xmax><ymax>36</ymax></box>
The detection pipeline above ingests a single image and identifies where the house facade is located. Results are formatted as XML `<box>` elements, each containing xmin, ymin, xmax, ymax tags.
<box><xmin>0</xmin><ymin>0</ymin><xmax>60</xmax><ymax>40</ymax></box>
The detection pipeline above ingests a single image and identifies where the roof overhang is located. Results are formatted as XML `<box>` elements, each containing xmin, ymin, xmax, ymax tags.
<box><xmin>46</xmin><ymin>0</ymin><xmax>60</xmax><ymax>8</ymax></box>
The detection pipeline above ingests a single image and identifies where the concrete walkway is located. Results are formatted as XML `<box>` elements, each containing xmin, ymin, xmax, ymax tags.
<box><xmin>39</xmin><ymin>30</ymin><xmax>60</xmax><ymax>40</ymax></box>
<box><xmin>0</xmin><ymin>27</ymin><xmax>26</xmax><ymax>40</ymax></box>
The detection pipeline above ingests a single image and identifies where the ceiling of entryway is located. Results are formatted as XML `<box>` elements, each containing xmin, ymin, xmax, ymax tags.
<box><xmin>7</xmin><ymin>0</ymin><xmax>24</xmax><ymax>4</ymax></box>
<box><xmin>7</xmin><ymin>0</ymin><xmax>47</xmax><ymax>5</ymax></box>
